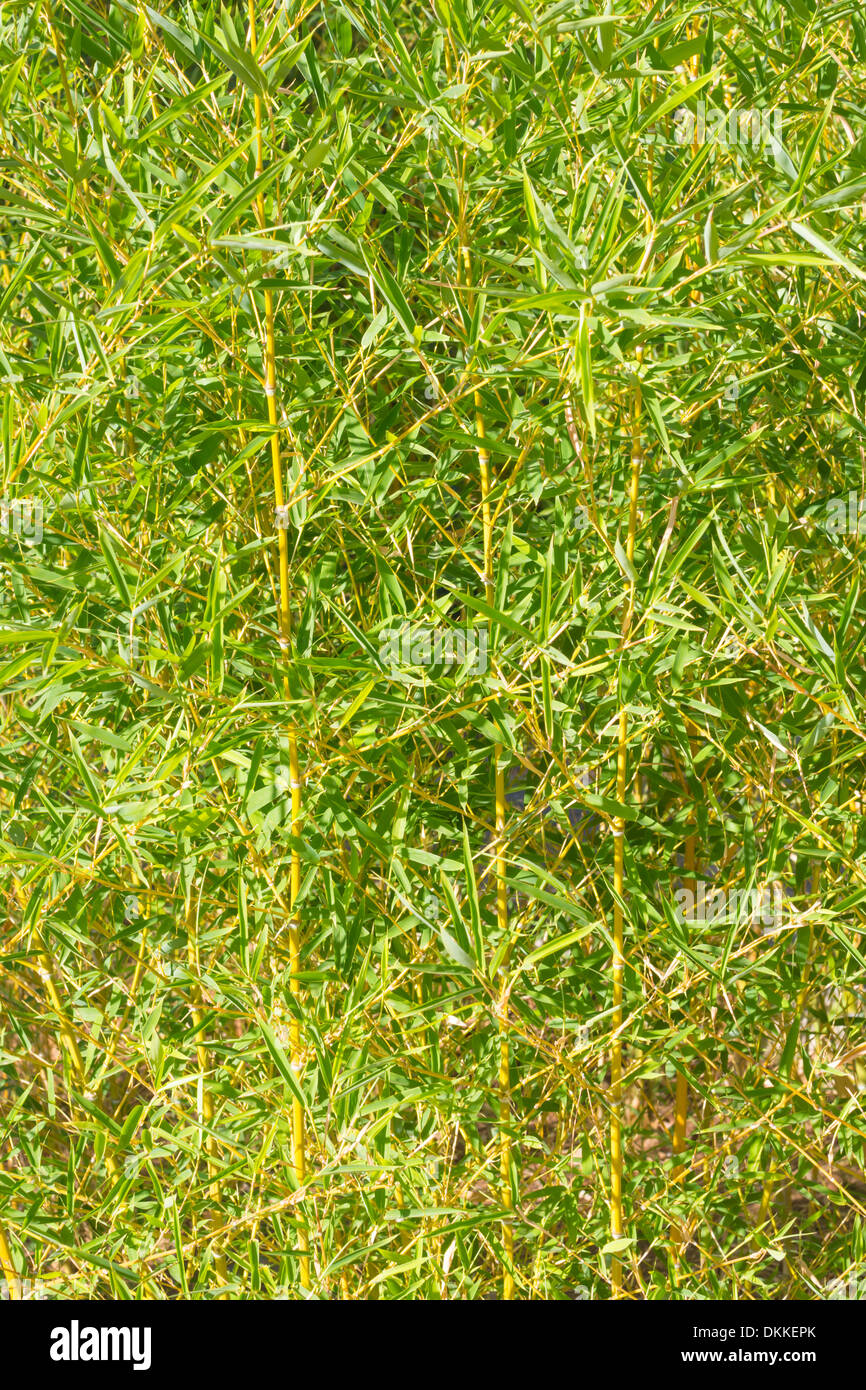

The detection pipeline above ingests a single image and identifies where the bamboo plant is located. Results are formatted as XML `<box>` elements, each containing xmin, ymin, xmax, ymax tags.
<box><xmin>0</xmin><ymin>0</ymin><xmax>863</xmax><ymax>1304</ymax></box>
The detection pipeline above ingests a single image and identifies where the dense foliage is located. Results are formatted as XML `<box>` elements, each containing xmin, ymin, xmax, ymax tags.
<box><xmin>1</xmin><ymin>0</ymin><xmax>866</xmax><ymax>1299</ymax></box>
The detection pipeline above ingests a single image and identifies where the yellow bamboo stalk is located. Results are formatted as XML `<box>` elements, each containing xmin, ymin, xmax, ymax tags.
<box><xmin>29</xmin><ymin>922</ymin><xmax>161</xmax><ymax>1293</ymax></box>
<box><xmin>758</xmin><ymin>913</ymin><xmax>816</xmax><ymax>1233</ymax></box>
<box><xmin>30</xmin><ymin>924</ymin><xmax>120</xmax><ymax>1184</ymax></box>
<box><xmin>44</xmin><ymin>0</ymin><xmax>76</xmax><ymax>130</ymax></box>
<box><xmin>483</xmin><ymin>409</ymin><xmax>513</xmax><ymax>1301</ymax></box>
<box><xmin>672</xmin><ymin>1058</ymin><xmax>690</xmax><ymax>1163</ymax></box>
<box><xmin>13</xmin><ymin>875</ymin><xmax>161</xmax><ymax>1293</ymax></box>
<box><xmin>0</xmin><ymin>1221</ymin><xmax>18</xmax><ymax>1299</ymax></box>
<box><xmin>247</xmin><ymin>0</ymin><xmax>310</xmax><ymax>1293</ymax></box>
<box><xmin>671</xmin><ymin>830</ymin><xmax>695</xmax><ymax>1249</ymax></box>
<box><xmin>637</xmin><ymin>73</ymin><xmax>691</xmax><ymax>1255</ymax></box>
<box><xmin>610</xmin><ymin>349</ymin><xmax>643</xmax><ymax>1297</ymax></box>
<box><xmin>461</xmin><ymin>232</ymin><xmax>513</xmax><ymax>1298</ymax></box>
<box><xmin>185</xmin><ymin>880</ymin><xmax>228</xmax><ymax>1290</ymax></box>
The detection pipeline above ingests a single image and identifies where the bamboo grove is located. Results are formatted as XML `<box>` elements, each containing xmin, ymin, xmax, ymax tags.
<box><xmin>1</xmin><ymin>0</ymin><xmax>866</xmax><ymax>1301</ymax></box>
